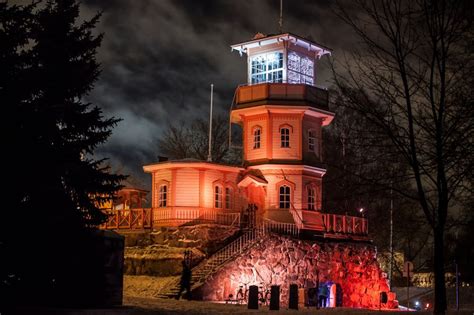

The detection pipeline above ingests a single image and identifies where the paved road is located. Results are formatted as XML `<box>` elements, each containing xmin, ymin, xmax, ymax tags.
<box><xmin>9</xmin><ymin>296</ymin><xmax>474</xmax><ymax>315</ymax></box>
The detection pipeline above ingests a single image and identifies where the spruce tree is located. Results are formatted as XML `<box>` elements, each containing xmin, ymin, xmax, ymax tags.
<box><xmin>2</xmin><ymin>0</ymin><xmax>125</xmax><ymax>306</ymax></box>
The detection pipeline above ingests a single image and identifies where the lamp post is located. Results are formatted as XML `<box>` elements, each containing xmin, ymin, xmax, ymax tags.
<box><xmin>359</xmin><ymin>207</ymin><xmax>365</xmax><ymax>218</ymax></box>
<box><xmin>389</xmin><ymin>185</ymin><xmax>393</xmax><ymax>289</ymax></box>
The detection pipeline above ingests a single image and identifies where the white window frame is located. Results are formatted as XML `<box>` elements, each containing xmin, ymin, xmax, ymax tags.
<box><xmin>250</xmin><ymin>51</ymin><xmax>284</xmax><ymax>84</ymax></box>
<box><xmin>225</xmin><ymin>187</ymin><xmax>232</xmax><ymax>209</ymax></box>
<box><xmin>281</xmin><ymin>128</ymin><xmax>290</xmax><ymax>148</ymax></box>
<box><xmin>158</xmin><ymin>184</ymin><xmax>167</xmax><ymax>208</ymax></box>
<box><xmin>279</xmin><ymin>185</ymin><xmax>291</xmax><ymax>209</ymax></box>
<box><xmin>287</xmin><ymin>50</ymin><xmax>314</xmax><ymax>85</ymax></box>
<box><xmin>308</xmin><ymin>130</ymin><xmax>315</xmax><ymax>151</ymax></box>
<box><xmin>215</xmin><ymin>186</ymin><xmax>223</xmax><ymax>208</ymax></box>
<box><xmin>253</xmin><ymin>128</ymin><xmax>261</xmax><ymax>149</ymax></box>
<box><xmin>307</xmin><ymin>186</ymin><xmax>315</xmax><ymax>210</ymax></box>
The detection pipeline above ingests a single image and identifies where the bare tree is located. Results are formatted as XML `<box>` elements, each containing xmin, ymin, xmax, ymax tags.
<box><xmin>333</xmin><ymin>0</ymin><xmax>473</xmax><ymax>313</ymax></box>
<box><xmin>157</xmin><ymin>115</ymin><xmax>242</xmax><ymax>164</ymax></box>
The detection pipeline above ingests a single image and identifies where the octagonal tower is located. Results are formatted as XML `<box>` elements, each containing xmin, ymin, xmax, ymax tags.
<box><xmin>231</xmin><ymin>33</ymin><xmax>335</xmax><ymax>229</ymax></box>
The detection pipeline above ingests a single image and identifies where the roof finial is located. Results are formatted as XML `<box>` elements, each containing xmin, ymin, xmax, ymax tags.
<box><xmin>279</xmin><ymin>0</ymin><xmax>283</xmax><ymax>33</ymax></box>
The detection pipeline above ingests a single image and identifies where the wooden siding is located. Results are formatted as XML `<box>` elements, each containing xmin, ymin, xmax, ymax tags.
<box><xmin>204</xmin><ymin>169</ymin><xmax>225</xmax><ymax>209</ymax></box>
<box><xmin>152</xmin><ymin>169</ymin><xmax>172</xmax><ymax>209</ymax></box>
<box><xmin>271</xmin><ymin>113</ymin><xmax>302</xmax><ymax>160</ymax></box>
<box><xmin>175</xmin><ymin>168</ymin><xmax>200</xmax><ymax>207</ymax></box>
<box><xmin>261</xmin><ymin>173</ymin><xmax>303</xmax><ymax>210</ymax></box>
<box><xmin>302</xmin><ymin>116</ymin><xmax>323</xmax><ymax>161</ymax></box>
<box><xmin>246</xmin><ymin>115</ymin><xmax>268</xmax><ymax>161</ymax></box>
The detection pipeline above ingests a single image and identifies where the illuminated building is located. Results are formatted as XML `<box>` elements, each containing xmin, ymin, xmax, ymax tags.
<box><xmin>104</xmin><ymin>32</ymin><xmax>398</xmax><ymax>309</ymax></box>
<box><xmin>141</xmin><ymin>33</ymin><xmax>367</xmax><ymax>237</ymax></box>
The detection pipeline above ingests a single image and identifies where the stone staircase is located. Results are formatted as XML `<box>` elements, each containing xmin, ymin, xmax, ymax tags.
<box><xmin>157</xmin><ymin>228</ymin><xmax>263</xmax><ymax>299</ymax></box>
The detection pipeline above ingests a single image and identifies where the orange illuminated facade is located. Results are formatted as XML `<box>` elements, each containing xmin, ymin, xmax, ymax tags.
<box><xmin>138</xmin><ymin>33</ymin><xmax>368</xmax><ymax>238</ymax></box>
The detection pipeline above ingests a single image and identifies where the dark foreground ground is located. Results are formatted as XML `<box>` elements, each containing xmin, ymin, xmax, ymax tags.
<box><xmin>10</xmin><ymin>296</ymin><xmax>474</xmax><ymax>315</ymax></box>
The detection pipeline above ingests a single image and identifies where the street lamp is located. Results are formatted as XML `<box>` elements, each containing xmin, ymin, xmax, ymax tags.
<box><xmin>359</xmin><ymin>207</ymin><xmax>365</xmax><ymax>217</ymax></box>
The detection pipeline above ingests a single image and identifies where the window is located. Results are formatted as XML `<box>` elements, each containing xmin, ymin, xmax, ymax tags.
<box><xmin>253</xmin><ymin>128</ymin><xmax>261</xmax><ymax>149</ymax></box>
<box><xmin>215</xmin><ymin>186</ymin><xmax>223</xmax><ymax>208</ymax></box>
<box><xmin>158</xmin><ymin>185</ymin><xmax>167</xmax><ymax>208</ymax></box>
<box><xmin>279</xmin><ymin>185</ymin><xmax>291</xmax><ymax>209</ymax></box>
<box><xmin>287</xmin><ymin>51</ymin><xmax>314</xmax><ymax>85</ymax></box>
<box><xmin>250</xmin><ymin>52</ymin><xmax>284</xmax><ymax>84</ymax></box>
<box><xmin>225</xmin><ymin>187</ymin><xmax>232</xmax><ymax>209</ymax></box>
<box><xmin>308</xmin><ymin>130</ymin><xmax>315</xmax><ymax>151</ymax></box>
<box><xmin>281</xmin><ymin>128</ymin><xmax>290</xmax><ymax>148</ymax></box>
<box><xmin>307</xmin><ymin>186</ymin><xmax>315</xmax><ymax>210</ymax></box>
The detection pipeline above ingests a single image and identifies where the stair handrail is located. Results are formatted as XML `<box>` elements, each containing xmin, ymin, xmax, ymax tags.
<box><xmin>192</xmin><ymin>228</ymin><xmax>262</xmax><ymax>276</ymax></box>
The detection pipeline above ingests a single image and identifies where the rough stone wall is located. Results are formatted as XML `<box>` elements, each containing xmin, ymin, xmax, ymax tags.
<box><xmin>122</xmin><ymin>224</ymin><xmax>240</xmax><ymax>276</ymax></box>
<box><xmin>199</xmin><ymin>234</ymin><xmax>398</xmax><ymax>309</ymax></box>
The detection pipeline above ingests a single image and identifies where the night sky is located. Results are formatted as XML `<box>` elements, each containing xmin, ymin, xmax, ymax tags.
<box><xmin>27</xmin><ymin>0</ymin><xmax>359</xmax><ymax>188</ymax></box>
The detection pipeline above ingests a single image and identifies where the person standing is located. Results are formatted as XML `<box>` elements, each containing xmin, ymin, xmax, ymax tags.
<box><xmin>176</xmin><ymin>252</ymin><xmax>192</xmax><ymax>300</ymax></box>
<box><xmin>318</xmin><ymin>283</ymin><xmax>329</xmax><ymax>308</ymax></box>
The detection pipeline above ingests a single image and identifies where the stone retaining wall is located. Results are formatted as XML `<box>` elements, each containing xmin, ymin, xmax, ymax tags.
<box><xmin>198</xmin><ymin>234</ymin><xmax>398</xmax><ymax>309</ymax></box>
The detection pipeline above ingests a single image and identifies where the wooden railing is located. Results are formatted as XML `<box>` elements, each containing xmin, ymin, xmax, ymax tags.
<box><xmin>152</xmin><ymin>207</ymin><xmax>241</xmax><ymax>227</ymax></box>
<box><xmin>323</xmin><ymin>213</ymin><xmax>368</xmax><ymax>235</ymax></box>
<box><xmin>102</xmin><ymin>207</ymin><xmax>241</xmax><ymax>230</ymax></box>
<box><xmin>263</xmin><ymin>218</ymin><xmax>300</xmax><ymax>236</ymax></box>
<box><xmin>102</xmin><ymin>208</ymin><xmax>152</xmax><ymax>229</ymax></box>
<box><xmin>289</xmin><ymin>209</ymin><xmax>368</xmax><ymax>235</ymax></box>
<box><xmin>101</xmin><ymin>207</ymin><xmax>367</xmax><ymax>236</ymax></box>
<box><xmin>235</xmin><ymin>83</ymin><xmax>329</xmax><ymax>110</ymax></box>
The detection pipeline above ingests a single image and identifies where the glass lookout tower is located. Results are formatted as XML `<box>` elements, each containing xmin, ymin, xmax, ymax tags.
<box><xmin>231</xmin><ymin>32</ymin><xmax>331</xmax><ymax>86</ymax></box>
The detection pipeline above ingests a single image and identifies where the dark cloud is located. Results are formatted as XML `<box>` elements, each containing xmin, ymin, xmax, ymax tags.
<box><xmin>17</xmin><ymin>0</ymin><xmax>358</xmax><ymax>188</ymax></box>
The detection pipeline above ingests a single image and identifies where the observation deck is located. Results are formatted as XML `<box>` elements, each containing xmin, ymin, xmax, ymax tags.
<box><xmin>234</xmin><ymin>82</ymin><xmax>329</xmax><ymax>110</ymax></box>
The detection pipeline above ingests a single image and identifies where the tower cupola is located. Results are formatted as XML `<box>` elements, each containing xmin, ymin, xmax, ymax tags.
<box><xmin>231</xmin><ymin>33</ymin><xmax>331</xmax><ymax>86</ymax></box>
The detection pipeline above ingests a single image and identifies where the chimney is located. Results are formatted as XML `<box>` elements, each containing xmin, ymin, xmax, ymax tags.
<box><xmin>157</xmin><ymin>156</ymin><xmax>168</xmax><ymax>162</ymax></box>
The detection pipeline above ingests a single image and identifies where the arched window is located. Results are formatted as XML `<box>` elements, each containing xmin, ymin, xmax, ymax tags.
<box><xmin>279</xmin><ymin>185</ymin><xmax>291</xmax><ymax>209</ymax></box>
<box><xmin>281</xmin><ymin>128</ymin><xmax>290</xmax><ymax>148</ymax></box>
<box><xmin>215</xmin><ymin>186</ymin><xmax>223</xmax><ymax>208</ymax></box>
<box><xmin>307</xmin><ymin>186</ymin><xmax>315</xmax><ymax>210</ymax></box>
<box><xmin>158</xmin><ymin>184</ymin><xmax>167</xmax><ymax>208</ymax></box>
<box><xmin>225</xmin><ymin>187</ymin><xmax>232</xmax><ymax>209</ymax></box>
<box><xmin>308</xmin><ymin>130</ymin><xmax>315</xmax><ymax>151</ymax></box>
<box><xmin>253</xmin><ymin>128</ymin><xmax>261</xmax><ymax>149</ymax></box>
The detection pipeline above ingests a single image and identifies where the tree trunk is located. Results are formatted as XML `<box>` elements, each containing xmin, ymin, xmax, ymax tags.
<box><xmin>433</xmin><ymin>226</ymin><xmax>447</xmax><ymax>315</ymax></box>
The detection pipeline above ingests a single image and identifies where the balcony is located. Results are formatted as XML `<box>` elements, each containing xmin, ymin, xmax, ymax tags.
<box><xmin>234</xmin><ymin>83</ymin><xmax>329</xmax><ymax>110</ymax></box>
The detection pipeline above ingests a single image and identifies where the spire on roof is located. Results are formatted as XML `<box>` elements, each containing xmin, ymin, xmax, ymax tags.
<box><xmin>253</xmin><ymin>32</ymin><xmax>266</xmax><ymax>40</ymax></box>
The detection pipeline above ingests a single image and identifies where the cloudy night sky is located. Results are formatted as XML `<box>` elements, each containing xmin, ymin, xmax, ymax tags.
<box><xmin>68</xmin><ymin>0</ymin><xmax>358</xmax><ymax>188</ymax></box>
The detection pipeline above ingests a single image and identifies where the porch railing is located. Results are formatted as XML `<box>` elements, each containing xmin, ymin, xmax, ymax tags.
<box><xmin>101</xmin><ymin>207</ymin><xmax>367</xmax><ymax>236</ymax></box>
<box><xmin>322</xmin><ymin>213</ymin><xmax>368</xmax><ymax>235</ymax></box>
<box><xmin>152</xmin><ymin>207</ymin><xmax>241</xmax><ymax>227</ymax></box>
<box><xmin>263</xmin><ymin>218</ymin><xmax>300</xmax><ymax>237</ymax></box>
<box><xmin>102</xmin><ymin>208</ymin><xmax>152</xmax><ymax>229</ymax></box>
<box><xmin>290</xmin><ymin>209</ymin><xmax>368</xmax><ymax>235</ymax></box>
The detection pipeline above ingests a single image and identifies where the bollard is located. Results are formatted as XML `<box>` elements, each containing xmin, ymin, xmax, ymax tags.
<box><xmin>248</xmin><ymin>285</ymin><xmax>259</xmax><ymax>309</ymax></box>
<box><xmin>289</xmin><ymin>284</ymin><xmax>298</xmax><ymax>310</ymax></box>
<box><xmin>270</xmin><ymin>285</ymin><xmax>280</xmax><ymax>310</ymax></box>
